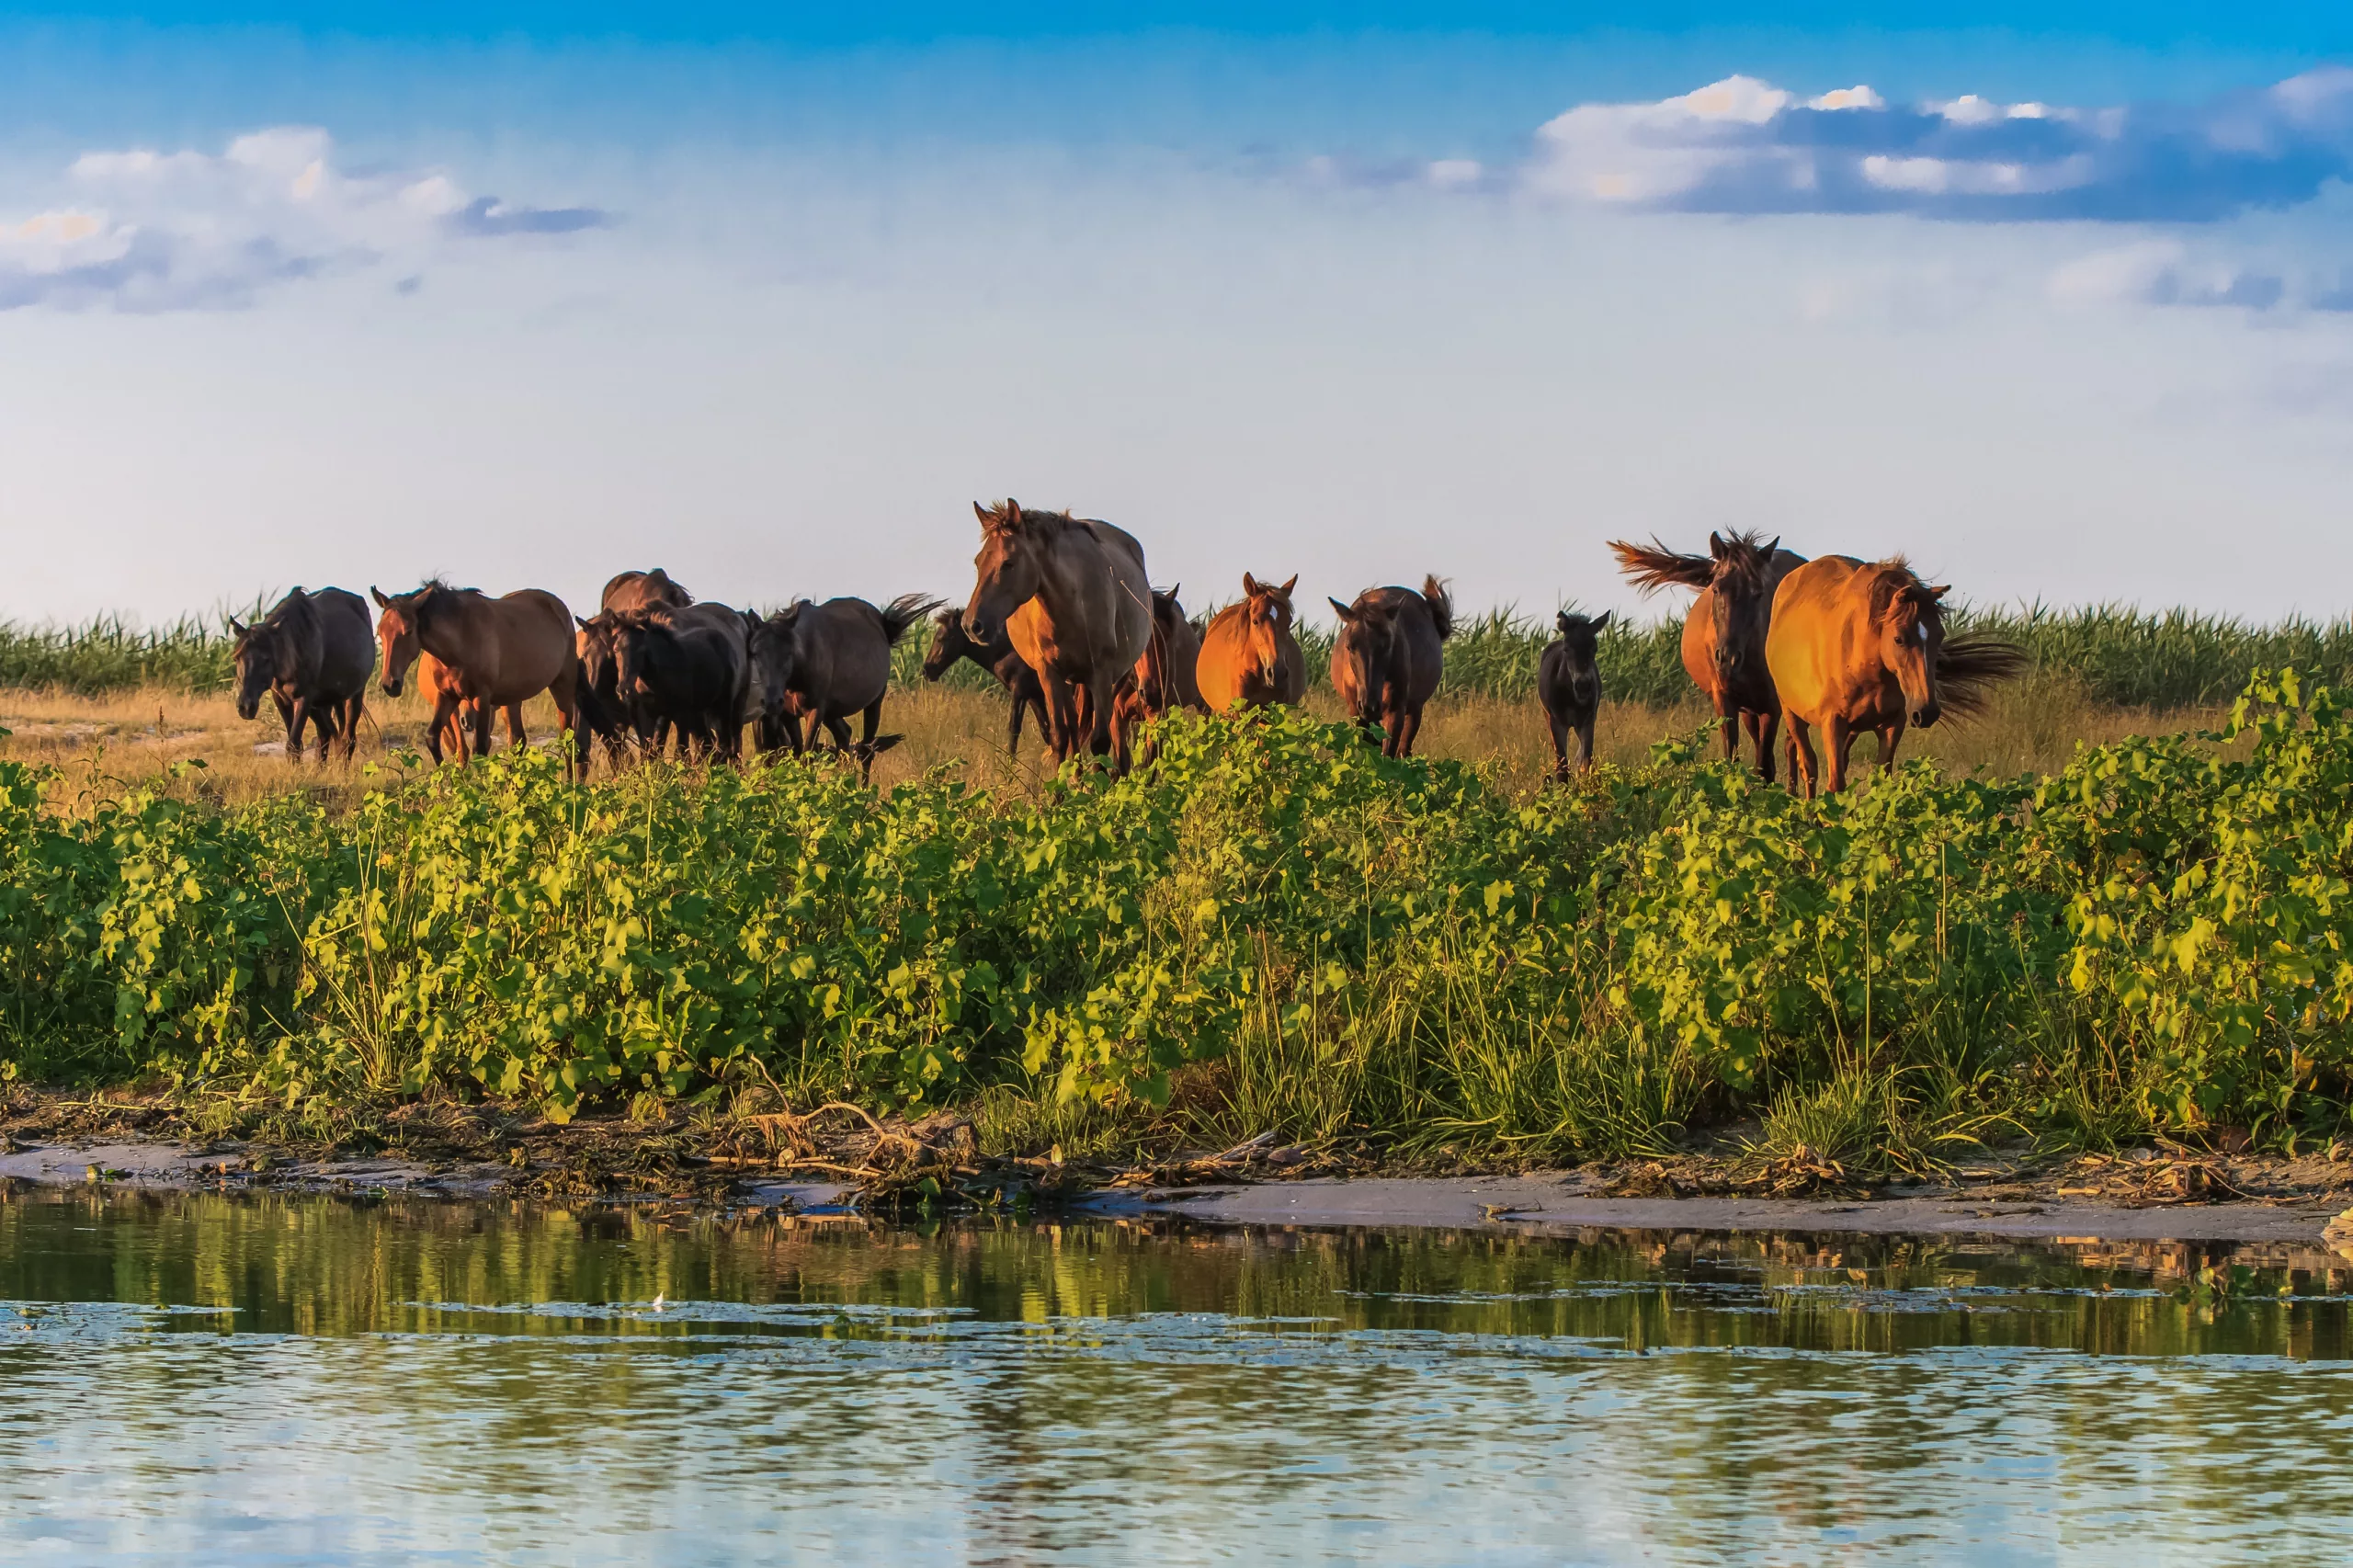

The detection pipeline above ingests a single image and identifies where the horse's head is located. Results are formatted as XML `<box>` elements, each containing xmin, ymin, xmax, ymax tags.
<box><xmin>1138</xmin><ymin>587</ymin><xmax>1187</xmax><ymax>707</ymax></box>
<box><xmin>1869</xmin><ymin>565</ymin><xmax>1950</xmax><ymax>728</ymax></box>
<box><xmin>226</xmin><ymin>615</ymin><xmax>278</xmax><ymax>721</ymax></box>
<box><xmin>574</xmin><ymin>611</ymin><xmax>621</xmax><ymax>700</ymax></box>
<box><xmin>608</xmin><ymin>608</ymin><xmax>675</xmax><ymax>704</ymax></box>
<box><xmin>1326</xmin><ymin>591</ymin><xmax>1399</xmax><ymax>724</ymax></box>
<box><xmin>963</xmin><ymin>499</ymin><xmax>1045</xmax><ymax>644</ymax></box>
<box><xmin>1240</xmin><ymin>573</ymin><xmax>1298</xmax><ymax>687</ymax></box>
<box><xmin>1552</xmin><ymin>609</ymin><xmax>1610</xmax><ymax>701</ymax></box>
<box><xmin>746</xmin><ymin>603</ymin><xmax>807</xmax><ymax>722</ymax></box>
<box><xmin>1704</xmin><ymin>530</ymin><xmax>1780</xmax><ymax>689</ymax></box>
<box><xmin>922</xmin><ymin>608</ymin><xmax>972</xmax><ymax>682</ymax></box>
<box><xmin>369</xmin><ymin>584</ymin><xmax>435</xmax><ymax>698</ymax></box>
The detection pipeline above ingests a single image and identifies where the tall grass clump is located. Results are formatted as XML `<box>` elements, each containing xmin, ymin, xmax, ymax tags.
<box><xmin>0</xmin><ymin>612</ymin><xmax>241</xmax><ymax>695</ymax></box>
<box><xmin>9</xmin><ymin>670</ymin><xmax>2353</xmax><ymax>1165</ymax></box>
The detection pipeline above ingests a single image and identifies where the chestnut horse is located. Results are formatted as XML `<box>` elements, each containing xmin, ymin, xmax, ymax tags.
<box><xmin>746</xmin><ymin>594</ymin><xmax>938</xmax><ymax>781</ymax></box>
<box><xmin>961</xmin><ymin>499</ymin><xmax>1153</xmax><ymax>771</ymax></box>
<box><xmin>1610</xmin><ymin>530</ymin><xmax>1807</xmax><ymax>782</ymax></box>
<box><xmin>1765</xmin><ymin>556</ymin><xmax>2027</xmax><ymax>797</ymax></box>
<box><xmin>922</xmin><ymin>608</ymin><xmax>1050</xmax><ymax>756</ymax></box>
<box><xmin>230</xmin><ymin>586</ymin><xmax>375</xmax><ymax>766</ymax></box>
<box><xmin>1538</xmin><ymin>609</ymin><xmax>1610</xmax><ymax>779</ymax></box>
<box><xmin>415</xmin><ymin>651</ymin><xmax>498</xmax><ymax>764</ymax></box>
<box><xmin>1197</xmin><ymin>574</ymin><xmax>1306</xmax><ymax>713</ymax></box>
<box><xmin>600</xmin><ymin>568</ymin><xmax>693</xmax><ymax>615</ymax></box>
<box><xmin>370</xmin><ymin>580</ymin><xmax>594</xmax><ymax>778</ymax></box>
<box><xmin>1327</xmin><ymin>574</ymin><xmax>1454</xmax><ymax>757</ymax></box>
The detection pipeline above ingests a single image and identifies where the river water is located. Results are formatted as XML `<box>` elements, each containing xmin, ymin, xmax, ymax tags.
<box><xmin>4</xmin><ymin>1187</ymin><xmax>2352</xmax><ymax>1564</ymax></box>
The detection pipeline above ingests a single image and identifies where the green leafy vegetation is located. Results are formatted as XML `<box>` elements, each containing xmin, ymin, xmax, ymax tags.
<box><xmin>6</xmin><ymin>671</ymin><xmax>2353</xmax><ymax>1168</ymax></box>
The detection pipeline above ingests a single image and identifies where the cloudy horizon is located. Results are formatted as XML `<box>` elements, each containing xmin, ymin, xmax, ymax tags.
<box><xmin>3</xmin><ymin>10</ymin><xmax>2350</xmax><ymax>626</ymax></box>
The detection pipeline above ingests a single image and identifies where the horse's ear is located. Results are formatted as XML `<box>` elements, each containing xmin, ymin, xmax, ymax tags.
<box><xmin>1242</xmin><ymin>573</ymin><xmax>1262</xmax><ymax>597</ymax></box>
<box><xmin>1329</xmin><ymin>597</ymin><xmax>1356</xmax><ymax>623</ymax></box>
<box><xmin>1593</xmin><ymin>610</ymin><xmax>1612</xmax><ymax>632</ymax></box>
<box><xmin>369</xmin><ymin>586</ymin><xmax>389</xmax><ymax>608</ymax></box>
<box><xmin>742</xmin><ymin>608</ymin><xmax>763</xmax><ymax>634</ymax></box>
<box><xmin>574</xmin><ymin>615</ymin><xmax>590</xmax><ymax>630</ymax></box>
<box><xmin>1277</xmin><ymin>574</ymin><xmax>1297</xmax><ymax>597</ymax></box>
<box><xmin>229</xmin><ymin>617</ymin><xmax>248</xmax><ymax>637</ymax></box>
<box><xmin>1708</xmin><ymin>531</ymin><xmax>1726</xmax><ymax>558</ymax></box>
<box><xmin>1556</xmin><ymin>609</ymin><xmax>1574</xmax><ymax>632</ymax></box>
<box><xmin>1929</xmin><ymin>584</ymin><xmax>1951</xmax><ymax>600</ymax></box>
<box><xmin>1764</xmin><ymin>537</ymin><xmax>1781</xmax><ymax>558</ymax></box>
<box><xmin>1167</xmin><ymin>582</ymin><xmax>1180</xmax><ymax>602</ymax></box>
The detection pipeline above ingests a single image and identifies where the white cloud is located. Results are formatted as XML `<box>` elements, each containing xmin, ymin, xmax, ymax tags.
<box><xmin>1505</xmin><ymin>67</ymin><xmax>2353</xmax><ymax>222</ymax></box>
<box><xmin>0</xmin><ymin>127</ymin><xmax>612</xmax><ymax>312</ymax></box>
<box><xmin>2048</xmin><ymin>241</ymin><xmax>2285</xmax><ymax>310</ymax></box>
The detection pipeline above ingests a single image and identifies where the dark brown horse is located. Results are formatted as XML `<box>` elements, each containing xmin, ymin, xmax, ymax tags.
<box><xmin>962</xmin><ymin>500</ymin><xmax>1153</xmax><ymax>771</ymax></box>
<box><xmin>600</xmin><ymin>568</ymin><xmax>694</xmax><ymax>614</ymax></box>
<box><xmin>1197</xmin><ymin>574</ymin><xmax>1306</xmax><ymax>713</ymax></box>
<box><xmin>1610</xmin><ymin>530</ymin><xmax>1807</xmax><ymax>782</ymax></box>
<box><xmin>1764</xmin><ymin>556</ymin><xmax>2028</xmax><ymax>797</ymax></box>
<box><xmin>608</xmin><ymin>602</ymin><xmax>753</xmax><ymax>763</ymax></box>
<box><xmin>370</xmin><ymin>581</ymin><xmax>594</xmax><ymax>778</ymax></box>
<box><xmin>231</xmin><ymin>587</ymin><xmax>376</xmax><ymax>766</ymax></box>
<box><xmin>1327</xmin><ymin>574</ymin><xmax>1453</xmax><ymax>757</ymax></box>
<box><xmin>1537</xmin><ymin>609</ymin><xmax>1610</xmax><ymax>779</ymax></box>
<box><xmin>921</xmin><ymin>607</ymin><xmax>1049</xmax><ymax>756</ymax></box>
<box><xmin>747</xmin><ymin>594</ymin><xmax>938</xmax><ymax>781</ymax></box>
<box><xmin>1112</xmin><ymin>585</ymin><xmax>1207</xmax><ymax>761</ymax></box>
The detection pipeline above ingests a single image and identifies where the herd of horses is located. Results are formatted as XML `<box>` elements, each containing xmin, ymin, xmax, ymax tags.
<box><xmin>223</xmin><ymin>501</ymin><xmax>2024</xmax><ymax>798</ymax></box>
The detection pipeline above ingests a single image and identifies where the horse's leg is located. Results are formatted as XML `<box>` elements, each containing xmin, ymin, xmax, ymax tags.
<box><xmin>284</xmin><ymin>694</ymin><xmax>311</xmax><ymax>766</ymax></box>
<box><xmin>1006</xmin><ymin>693</ymin><xmax>1026</xmax><ymax>756</ymax></box>
<box><xmin>471</xmin><ymin>699</ymin><xmax>495</xmax><ymax>760</ymax></box>
<box><xmin>1875</xmin><ymin>719</ymin><xmax>1906</xmax><ymax>778</ymax></box>
<box><xmin>1824</xmin><ymin>719</ymin><xmax>1856</xmax><ymax>795</ymax></box>
<box><xmin>1574</xmin><ymin>712</ymin><xmax>1597</xmax><ymax>773</ymax></box>
<box><xmin>340</xmin><ymin>696</ymin><xmax>364</xmax><ymax>763</ymax></box>
<box><xmin>505</xmin><ymin>704</ymin><xmax>527</xmax><ymax>752</ymax></box>
<box><xmin>1714</xmin><ymin>693</ymin><xmax>1738</xmax><ymax>762</ymax></box>
<box><xmin>823</xmin><ymin>714</ymin><xmax>854</xmax><ymax>763</ymax></box>
<box><xmin>1545</xmin><ymin>708</ymin><xmax>1569</xmax><ymax>782</ymax></box>
<box><xmin>310</xmin><ymin>701</ymin><xmax>338</xmax><ymax>767</ymax></box>
<box><xmin>1756</xmin><ymin>710</ymin><xmax>1781</xmax><ymax>786</ymax></box>
<box><xmin>1786</xmin><ymin>715</ymin><xmax>1821</xmax><ymax>800</ymax></box>
<box><xmin>1399</xmin><ymin>701</ymin><xmax>1426</xmax><ymax>759</ymax></box>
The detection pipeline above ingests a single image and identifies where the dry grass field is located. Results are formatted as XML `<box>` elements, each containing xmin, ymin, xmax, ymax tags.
<box><xmin>0</xmin><ymin>670</ymin><xmax>2226</xmax><ymax>812</ymax></box>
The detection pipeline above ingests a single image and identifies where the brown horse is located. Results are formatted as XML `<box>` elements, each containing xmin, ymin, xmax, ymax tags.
<box><xmin>1538</xmin><ymin>609</ymin><xmax>1610</xmax><ymax>779</ymax></box>
<box><xmin>1327</xmin><ymin>574</ymin><xmax>1454</xmax><ymax>757</ymax></box>
<box><xmin>1197</xmin><ymin>574</ymin><xmax>1307</xmax><ymax>713</ymax></box>
<box><xmin>1610</xmin><ymin>530</ymin><xmax>1807</xmax><ymax>782</ymax></box>
<box><xmin>746</xmin><ymin>594</ymin><xmax>938</xmax><ymax>781</ymax></box>
<box><xmin>414</xmin><ymin>651</ymin><xmax>500</xmax><ymax>764</ymax></box>
<box><xmin>370</xmin><ymin>580</ymin><xmax>594</xmax><ymax>778</ymax></box>
<box><xmin>600</xmin><ymin>568</ymin><xmax>694</xmax><ymax>614</ymax></box>
<box><xmin>1764</xmin><ymin>556</ymin><xmax>2027</xmax><ymax>797</ymax></box>
<box><xmin>230</xmin><ymin>586</ymin><xmax>375</xmax><ymax>766</ymax></box>
<box><xmin>1112</xmin><ymin>585</ymin><xmax>1207</xmax><ymax>760</ymax></box>
<box><xmin>921</xmin><ymin>608</ymin><xmax>1050</xmax><ymax>756</ymax></box>
<box><xmin>961</xmin><ymin>499</ymin><xmax>1153</xmax><ymax>770</ymax></box>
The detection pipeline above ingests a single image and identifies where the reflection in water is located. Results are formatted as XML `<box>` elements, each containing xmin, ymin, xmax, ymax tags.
<box><xmin>4</xmin><ymin>1187</ymin><xmax>2353</xmax><ymax>1564</ymax></box>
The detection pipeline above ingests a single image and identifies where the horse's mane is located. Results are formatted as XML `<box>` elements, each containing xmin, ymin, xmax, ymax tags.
<box><xmin>415</xmin><ymin>576</ymin><xmax>486</xmax><ymax>601</ymax></box>
<box><xmin>1609</xmin><ymin>537</ymin><xmax>1714</xmax><ymax>595</ymax></box>
<box><xmin>1710</xmin><ymin>530</ymin><xmax>1782</xmax><ymax>593</ymax></box>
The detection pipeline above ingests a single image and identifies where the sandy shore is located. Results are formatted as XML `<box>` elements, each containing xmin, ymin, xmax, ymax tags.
<box><xmin>7</xmin><ymin>1133</ymin><xmax>2347</xmax><ymax>1252</ymax></box>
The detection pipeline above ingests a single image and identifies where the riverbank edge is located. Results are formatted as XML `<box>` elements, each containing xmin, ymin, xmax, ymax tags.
<box><xmin>6</xmin><ymin>1128</ymin><xmax>2351</xmax><ymax>1256</ymax></box>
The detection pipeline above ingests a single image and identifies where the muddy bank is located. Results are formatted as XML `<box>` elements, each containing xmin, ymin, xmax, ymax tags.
<box><xmin>6</xmin><ymin>1129</ymin><xmax>2350</xmax><ymax>1255</ymax></box>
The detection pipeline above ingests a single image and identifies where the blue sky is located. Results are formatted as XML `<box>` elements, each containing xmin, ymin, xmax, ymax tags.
<box><xmin>2</xmin><ymin>6</ymin><xmax>2350</xmax><ymax>622</ymax></box>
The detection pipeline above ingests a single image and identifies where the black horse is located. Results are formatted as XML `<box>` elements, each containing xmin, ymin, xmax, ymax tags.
<box><xmin>231</xmin><ymin>587</ymin><xmax>377</xmax><ymax>765</ymax></box>
<box><xmin>920</xmin><ymin>607</ymin><xmax>1049</xmax><ymax>756</ymax></box>
<box><xmin>1538</xmin><ymin>609</ymin><xmax>1609</xmax><ymax>779</ymax></box>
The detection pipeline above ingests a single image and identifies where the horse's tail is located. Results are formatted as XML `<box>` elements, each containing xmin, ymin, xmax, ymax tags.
<box><xmin>1609</xmin><ymin>538</ymin><xmax>1714</xmax><ymax>595</ymax></box>
<box><xmin>1935</xmin><ymin>633</ymin><xmax>2030</xmax><ymax>719</ymax></box>
<box><xmin>1421</xmin><ymin>574</ymin><xmax>1456</xmax><ymax>641</ymax></box>
<box><xmin>880</xmin><ymin>593</ymin><xmax>947</xmax><ymax>646</ymax></box>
